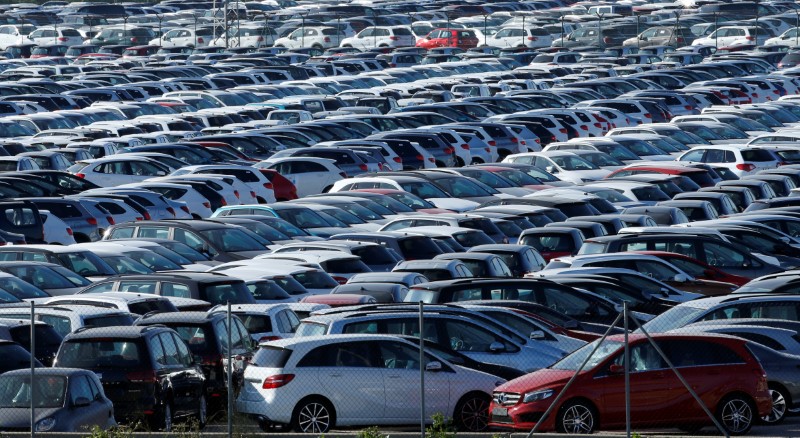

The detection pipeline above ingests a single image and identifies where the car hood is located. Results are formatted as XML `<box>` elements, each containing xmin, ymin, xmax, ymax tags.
<box><xmin>497</xmin><ymin>368</ymin><xmax>578</xmax><ymax>392</ymax></box>
<box><xmin>497</xmin><ymin>187</ymin><xmax>536</xmax><ymax>197</ymax></box>
<box><xmin>427</xmin><ymin>198</ymin><xmax>480</xmax><ymax>212</ymax></box>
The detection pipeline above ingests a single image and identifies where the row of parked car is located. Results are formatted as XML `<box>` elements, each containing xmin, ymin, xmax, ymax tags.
<box><xmin>4</xmin><ymin>0</ymin><xmax>800</xmax><ymax>435</ymax></box>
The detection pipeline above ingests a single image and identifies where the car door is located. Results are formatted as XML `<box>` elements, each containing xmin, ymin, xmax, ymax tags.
<box><xmin>69</xmin><ymin>374</ymin><xmax>110</xmax><ymax>428</ymax></box>
<box><xmin>356</xmin><ymin>28</ymin><xmax>373</xmax><ymax>50</ymax></box>
<box><xmin>304</xmin><ymin>341</ymin><xmax>386</xmax><ymax>422</ymax></box>
<box><xmin>158</xmin><ymin>332</ymin><xmax>200</xmax><ymax>416</ymax></box>
<box><xmin>378</xmin><ymin>339</ymin><xmax>451</xmax><ymax>421</ymax></box>
<box><xmin>599</xmin><ymin>340</ymin><xmax>680</xmax><ymax>427</ymax></box>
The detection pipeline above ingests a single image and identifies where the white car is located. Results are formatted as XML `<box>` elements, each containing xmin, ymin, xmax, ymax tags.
<box><xmin>765</xmin><ymin>26</ymin><xmax>800</xmax><ymax>46</ymax></box>
<box><xmin>692</xmin><ymin>26</ymin><xmax>770</xmax><ymax>47</ymax></box>
<box><xmin>40</xmin><ymin>210</ymin><xmax>77</xmax><ymax>245</ymax></box>
<box><xmin>485</xmin><ymin>27</ymin><xmax>553</xmax><ymax>49</ymax></box>
<box><xmin>273</xmin><ymin>26</ymin><xmax>344</xmax><ymax>49</ymax></box>
<box><xmin>0</xmin><ymin>24</ymin><xmax>35</xmax><ymax>49</ymax></box>
<box><xmin>68</xmin><ymin>156</ymin><xmax>169</xmax><ymax>187</ymax></box>
<box><xmin>117</xmin><ymin>182</ymin><xmax>215</xmax><ymax>218</ymax></box>
<box><xmin>150</xmin><ymin>27</ymin><xmax>214</xmax><ymax>47</ymax></box>
<box><xmin>27</xmin><ymin>27</ymin><xmax>83</xmax><ymax>46</ymax></box>
<box><xmin>169</xmin><ymin>164</ymin><xmax>276</xmax><ymax>204</ymax></box>
<box><xmin>677</xmin><ymin>145</ymin><xmax>781</xmax><ymax>177</ymax></box>
<box><xmin>236</xmin><ymin>334</ymin><xmax>501</xmax><ymax>432</ymax></box>
<box><xmin>339</xmin><ymin>26</ymin><xmax>416</xmax><ymax>50</ymax></box>
<box><xmin>502</xmin><ymin>151</ymin><xmax>612</xmax><ymax>183</ymax></box>
<box><xmin>209</xmin><ymin>25</ymin><xmax>276</xmax><ymax>48</ymax></box>
<box><xmin>0</xmin><ymin>156</ymin><xmax>40</xmax><ymax>172</ymax></box>
<box><xmin>227</xmin><ymin>303</ymin><xmax>299</xmax><ymax>343</ymax></box>
<box><xmin>257</xmin><ymin>157</ymin><xmax>344</xmax><ymax>197</ymax></box>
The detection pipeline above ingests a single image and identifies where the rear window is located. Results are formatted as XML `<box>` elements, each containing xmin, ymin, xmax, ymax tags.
<box><xmin>201</xmin><ymin>282</ymin><xmax>254</xmax><ymax>305</ymax></box>
<box><xmin>128</xmin><ymin>300</ymin><xmax>176</xmax><ymax>316</ymax></box>
<box><xmin>239</xmin><ymin>314</ymin><xmax>272</xmax><ymax>333</ymax></box>
<box><xmin>35</xmin><ymin>202</ymin><xmax>82</xmax><ymax>218</ymax></box>
<box><xmin>83</xmin><ymin>314</ymin><xmax>135</xmax><ymax>329</ymax></box>
<box><xmin>247</xmin><ymin>281</ymin><xmax>291</xmax><ymax>300</ymax></box>
<box><xmin>57</xmin><ymin>340</ymin><xmax>144</xmax><ymax>368</ymax></box>
<box><xmin>295</xmin><ymin>322</ymin><xmax>328</xmax><ymax>337</ymax></box>
<box><xmin>293</xmin><ymin>271</ymin><xmax>338</xmax><ymax>289</ymax></box>
<box><xmin>742</xmin><ymin>149</ymin><xmax>776</xmax><ymax>162</ymax></box>
<box><xmin>171</xmin><ymin>325</ymin><xmax>210</xmax><ymax>354</ymax></box>
<box><xmin>352</xmin><ymin>246</ymin><xmax>396</xmax><ymax>264</ymax></box>
<box><xmin>324</xmin><ymin>258</ymin><xmax>370</xmax><ymax>274</ymax></box>
<box><xmin>399</xmin><ymin>236</ymin><xmax>442</xmax><ymax>259</ymax></box>
<box><xmin>62</xmin><ymin>29</ymin><xmax>81</xmax><ymax>36</ymax></box>
<box><xmin>322</xmin><ymin>28</ymin><xmax>340</xmax><ymax>35</ymax></box>
<box><xmin>454</xmin><ymin>231</ymin><xmax>494</xmax><ymax>247</ymax></box>
<box><xmin>252</xmin><ymin>346</ymin><xmax>291</xmax><ymax>367</ymax></box>
<box><xmin>393</xmin><ymin>28</ymin><xmax>412</xmax><ymax>35</ymax></box>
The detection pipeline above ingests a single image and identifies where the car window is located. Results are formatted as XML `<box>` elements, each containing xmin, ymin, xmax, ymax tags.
<box><xmin>662</xmin><ymin>340</ymin><xmax>744</xmax><ymax>366</ymax></box>
<box><xmin>297</xmin><ymin>341</ymin><xmax>378</xmax><ymax>367</ymax></box>
<box><xmin>148</xmin><ymin>333</ymin><xmax>167</xmax><ymax>368</ymax></box>
<box><xmin>70</xmin><ymin>375</ymin><xmax>94</xmax><ymax>405</ymax></box>
<box><xmin>702</xmin><ymin>241</ymin><xmax>748</xmax><ymax>268</ymax></box>
<box><xmin>441</xmin><ymin>319</ymin><xmax>512</xmax><ymax>352</ymax></box>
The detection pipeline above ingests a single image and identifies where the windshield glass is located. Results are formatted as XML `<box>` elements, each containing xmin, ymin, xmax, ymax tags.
<box><xmin>640</xmin><ymin>305</ymin><xmax>705</xmax><ymax>333</ymax></box>
<box><xmin>552</xmin><ymin>155</ymin><xmax>598</xmax><ymax>170</ymax></box>
<box><xmin>200</xmin><ymin>228</ymin><xmax>267</xmax><ymax>252</ymax></box>
<box><xmin>551</xmin><ymin>339</ymin><xmax>622</xmax><ymax>371</ymax></box>
<box><xmin>0</xmin><ymin>375</ymin><xmax>66</xmax><ymax>408</ymax></box>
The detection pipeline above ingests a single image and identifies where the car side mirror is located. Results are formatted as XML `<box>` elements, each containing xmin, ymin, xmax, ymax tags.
<box><xmin>608</xmin><ymin>364</ymin><xmax>624</xmax><ymax>374</ymax></box>
<box><xmin>489</xmin><ymin>341</ymin><xmax>505</xmax><ymax>353</ymax></box>
<box><xmin>673</xmin><ymin>273</ymin><xmax>689</xmax><ymax>283</ymax></box>
<box><xmin>425</xmin><ymin>361</ymin><xmax>442</xmax><ymax>372</ymax></box>
<box><xmin>545</xmin><ymin>165</ymin><xmax>557</xmax><ymax>173</ymax></box>
<box><xmin>659</xmin><ymin>287</ymin><xmax>671</xmax><ymax>298</ymax></box>
<box><xmin>530</xmin><ymin>330</ymin><xmax>545</xmax><ymax>340</ymax></box>
<box><xmin>72</xmin><ymin>397</ymin><xmax>91</xmax><ymax>408</ymax></box>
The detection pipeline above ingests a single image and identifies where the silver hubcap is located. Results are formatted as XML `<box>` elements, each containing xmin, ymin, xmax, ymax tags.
<box><xmin>298</xmin><ymin>402</ymin><xmax>330</xmax><ymax>433</ymax></box>
<box><xmin>562</xmin><ymin>404</ymin><xmax>594</xmax><ymax>434</ymax></box>
<box><xmin>460</xmin><ymin>397</ymin><xmax>489</xmax><ymax>431</ymax></box>
<box><xmin>762</xmin><ymin>390</ymin><xmax>786</xmax><ymax>423</ymax></box>
<box><xmin>721</xmin><ymin>399</ymin><xmax>752</xmax><ymax>433</ymax></box>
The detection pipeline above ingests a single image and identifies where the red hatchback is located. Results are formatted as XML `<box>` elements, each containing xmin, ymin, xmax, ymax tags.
<box><xmin>416</xmin><ymin>28</ymin><xmax>479</xmax><ymax>50</ymax></box>
<box><xmin>489</xmin><ymin>334</ymin><xmax>770</xmax><ymax>435</ymax></box>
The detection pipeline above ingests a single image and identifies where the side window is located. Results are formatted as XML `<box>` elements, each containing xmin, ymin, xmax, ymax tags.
<box><xmin>118</xmin><ymin>280</ymin><xmax>156</xmax><ymax>294</ymax></box>
<box><xmin>172</xmin><ymin>332</ymin><xmax>194</xmax><ymax>366</ymax></box>
<box><xmin>613</xmin><ymin>342</ymin><xmax>665</xmax><ymax>372</ymax></box>
<box><xmin>159</xmin><ymin>332</ymin><xmax>181</xmax><ymax>366</ymax></box>
<box><xmin>704</xmin><ymin>149</ymin><xmax>725</xmax><ymax>163</ymax></box>
<box><xmin>379</xmin><ymin>341</ymin><xmax>430</xmax><ymax>369</ymax></box>
<box><xmin>148</xmin><ymin>334</ymin><xmax>166</xmax><ymax>368</ymax></box>
<box><xmin>160</xmin><ymin>282</ymin><xmax>191</xmax><ymax>298</ymax></box>
<box><xmin>451</xmin><ymin>287</ymin><xmax>482</xmax><ymax>302</ymax></box>
<box><xmin>173</xmin><ymin>228</ymin><xmax>207</xmax><ymax>252</ymax></box>
<box><xmin>702</xmin><ymin>242</ymin><xmax>747</xmax><ymax>267</ymax></box>
<box><xmin>663</xmin><ymin>340</ymin><xmax>744</xmax><ymax>367</ymax></box>
<box><xmin>441</xmin><ymin>320</ymin><xmax>512</xmax><ymax>352</ymax></box>
<box><xmin>70</xmin><ymin>375</ymin><xmax>95</xmax><ymax>405</ymax></box>
<box><xmin>137</xmin><ymin>226</ymin><xmax>169</xmax><ymax>239</ymax></box>
<box><xmin>297</xmin><ymin>342</ymin><xmax>377</xmax><ymax>367</ymax></box>
<box><xmin>109</xmin><ymin>227</ymin><xmax>135</xmax><ymax>239</ymax></box>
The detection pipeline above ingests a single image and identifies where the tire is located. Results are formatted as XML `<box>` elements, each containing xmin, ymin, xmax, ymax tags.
<box><xmin>455</xmin><ymin>157</ymin><xmax>465</xmax><ymax>167</ymax></box>
<box><xmin>454</xmin><ymin>392</ymin><xmax>490</xmax><ymax>432</ymax></box>
<box><xmin>292</xmin><ymin>398</ymin><xmax>334</xmax><ymax>433</ymax></box>
<box><xmin>717</xmin><ymin>394</ymin><xmax>755</xmax><ymax>435</ymax></box>
<box><xmin>197</xmin><ymin>395</ymin><xmax>207</xmax><ymax>429</ymax></box>
<box><xmin>556</xmin><ymin>400</ymin><xmax>597</xmax><ymax>434</ymax></box>
<box><xmin>761</xmin><ymin>386</ymin><xmax>788</xmax><ymax>424</ymax></box>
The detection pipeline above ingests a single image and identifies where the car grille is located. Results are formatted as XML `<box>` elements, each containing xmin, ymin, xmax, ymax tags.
<box><xmin>493</xmin><ymin>391</ymin><xmax>521</xmax><ymax>406</ymax></box>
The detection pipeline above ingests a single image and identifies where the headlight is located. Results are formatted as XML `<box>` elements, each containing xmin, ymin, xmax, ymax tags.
<box><xmin>35</xmin><ymin>417</ymin><xmax>56</xmax><ymax>432</ymax></box>
<box><xmin>522</xmin><ymin>389</ymin><xmax>554</xmax><ymax>403</ymax></box>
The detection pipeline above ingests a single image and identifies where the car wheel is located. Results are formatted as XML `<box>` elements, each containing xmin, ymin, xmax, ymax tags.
<box><xmin>454</xmin><ymin>392</ymin><xmax>490</xmax><ymax>431</ymax></box>
<box><xmin>162</xmin><ymin>402</ymin><xmax>173</xmax><ymax>432</ymax></box>
<box><xmin>197</xmin><ymin>395</ymin><xmax>207</xmax><ymax>429</ymax></box>
<box><xmin>761</xmin><ymin>387</ymin><xmax>788</xmax><ymax>424</ymax></box>
<box><xmin>292</xmin><ymin>398</ymin><xmax>334</xmax><ymax>433</ymax></box>
<box><xmin>556</xmin><ymin>400</ymin><xmax>596</xmax><ymax>434</ymax></box>
<box><xmin>717</xmin><ymin>394</ymin><xmax>755</xmax><ymax>435</ymax></box>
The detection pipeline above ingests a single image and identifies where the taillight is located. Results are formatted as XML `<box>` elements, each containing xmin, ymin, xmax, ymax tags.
<box><xmin>444</xmin><ymin>147</ymin><xmax>454</xmax><ymax>154</ymax></box>
<box><xmin>528</xmin><ymin>36</ymin><xmax>537</xmax><ymax>41</ymax></box>
<box><xmin>332</xmin><ymin>275</ymin><xmax>348</xmax><ymax>284</ymax></box>
<box><xmin>487</xmin><ymin>140</ymin><xmax>496</xmax><ymax>146</ymax></box>
<box><xmin>359</xmin><ymin>163</ymin><xmax>368</xmax><ymax>171</ymax></box>
<box><xmin>180</xmin><ymin>206</ymin><xmax>190</xmax><ymax>214</ymax></box>
<box><xmin>390</xmin><ymin>36</ymin><xmax>399</xmax><ymax>41</ymax></box>
<box><xmin>779</xmin><ymin>161</ymin><xmax>787</xmax><ymax>167</ymax></box>
<box><xmin>203</xmin><ymin>202</ymin><xmax>211</xmax><ymax>208</ymax></box>
<box><xmin>323</xmin><ymin>36</ymin><xmax>331</xmax><ymax>42</ymax></box>
<box><xmin>262</xmin><ymin>374</ymin><xmax>294</xmax><ymax>389</ymax></box>
<box><xmin>644</xmin><ymin>113</ymin><xmax>652</xmax><ymax>119</ymax></box>
<box><xmin>685</xmin><ymin>105</ymin><xmax>692</xmax><ymax>110</ymax></box>
<box><xmin>75</xmin><ymin>173</ymin><xmax>85</xmax><ymax>179</ymax></box>
<box><xmin>428</xmin><ymin>157</ymin><xmax>436</xmax><ymax>163</ymax></box>
<box><xmin>130</xmin><ymin>37</ymin><xmax>138</xmax><ymax>43</ymax></box>
<box><xmin>510</xmin><ymin>137</ymin><xmax>518</xmax><ymax>143</ymax></box>
<box><xmin>87</xmin><ymin>217</ymin><xmax>97</xmax><ymax>225</ymax></box>
<box><xmin>250</xmin><ymin>190</ymin><xmax>256</xmax><ymax>199</ymax></box>
<box><xmin>736</xmin><ymin>163</ymin><xmax>756</xmax><ymax>172</ymax></box>
<box><xmin>57</xmin><ymin>37</ymin><xmax>67</xmax><ymax>42</ymax></box>
<box><xmin>746</xmin><ymin>36</ymin><xmax>754</xmax><ymax>41</ymax></box>
<box><xmin>257</xmin><ymin>36</ymin><xmax>264</xmax><ymax>42</ymax></box>
<box><xmin>259</xmin><ymin>335</ymin><xmax>282</xmax><ymax>342</ymax></box>
<box><xmin>535</xmin><ymin>138</ymin><xmax>541</xmax><ymax>144</ymax></box>
<box><xmin>393</xmin><ymin>156</ymin><xmax>402</xmax><ymax>163</ymax></box>
<box><xmin>197</xmin><ymin>37</ymin><xmax>204</xmax><ymax>43</ymax></box>
<box><xmin>107</xmin><ymin>216</ymin><xmax>115</xmax><ymax>225</ymax></box>
<box><xmin>263</xmin><ymin>182</ymin><xmax>274</xmax><ymax>190</ymax></box>
<box><xmin>580</xmin><ymin>125</ymin><xmax>588</xmax><ymax>131</ymax></box>
<box><xmin>166</xmin><ymin>207</ymin><xmax>176</xmax><ymax>217</ymax></box>
<box><xmin>603</xmin><ymin>36</ymin><xmax>611</xmax><ymax>43</ymax></box>
<box><xmin>221</xmin><ymin>198</ymin><xmax>228</xmax><ymax>206</ymax></box>
<box><xmin>143</xmin><ymin>211</ymin><xmax>151</xmax><ymax>220</ymax></box>
<box><xmin>460</xmin><ymin>143</ymin><xmax>469</xmax><ymax>150</ymax></box>
<box><xmin>233</xmin><ymin>190</ymin><xmax>240</xmax><ymax>199</ymax></box>
<box><xmin>339</xmin><ymin>171</ymin><xmax>347</xmax><ymax>178</ymax></box>
<box><xmin>559</xmin><ymin>128</ymin><xmax>567</xmax><ymax>134</ymax></box>
<box><xmin>66</xmin><ymin>227</ymin><xmax>73</xmax><ymax>236</ymax></box>
<box><xmin>127</xmin><ymin>370</ymin><xmax>157</xmax><ymax>383</ymax></box>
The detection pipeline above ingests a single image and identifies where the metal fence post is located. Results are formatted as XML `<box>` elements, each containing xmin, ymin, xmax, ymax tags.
<box><xmin>419</xmin><ymin>301</ymin><xmax>425</xmax><ymax>436</ymax></box>
<box><xmin>30</xmin><ymin>301</ymin><xmax>35</xmax><ymax>438</ymax></box>
<box><xmin>624</xmin><ymin>302</ymin><xmax>630</xmax><ymax>438</ymax></box>
<box><xmin>227</xmin><ymin>301</ymin><xmax>233</xmax><ymax>438</ymax></box>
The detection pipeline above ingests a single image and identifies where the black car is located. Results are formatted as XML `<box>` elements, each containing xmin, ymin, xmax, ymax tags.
<box><xmin>54</xmin><ymin>326</ymin><xmax>207</xmax><ymax>431</ymax></box>
<box><xmin>134</xmin><ymin>311</ymin><xmax>255</xmax><ymax>412</ymax></box>
<box><xmin>0</xmin><ymin>340</ymin><xmax>41</xmax><ymax>373</ymax></box>
<box><xmin>0</xmin><ymin>318</ymin><xmax>63</xmax><ymax>366</ymax></box>
<box><xmin>0</xmin><ymin>201</ymin><xmax>44</xmax><ymax>243</ymax></box>
<box><xmin>78</xmin><ymin>272</ymin><xmax>257</xmax><ymax>305</ymax></box>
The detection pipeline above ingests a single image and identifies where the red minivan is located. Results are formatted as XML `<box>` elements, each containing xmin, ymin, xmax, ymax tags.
<box><xmin>489</xmin><ymin>334</ymin><xmax>770</xmax><ymax>435</ymax></box>
<box><xmin>416</xmin><ymin>28</ymin><xmax>479</xmax><ymax>49</ymax></box>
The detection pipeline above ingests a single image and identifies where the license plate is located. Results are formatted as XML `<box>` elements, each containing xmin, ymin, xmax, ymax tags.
<box><xmin>492</xmin><ymin>407</ymin><xmax>508</xmax><ymax>416</ymax></box>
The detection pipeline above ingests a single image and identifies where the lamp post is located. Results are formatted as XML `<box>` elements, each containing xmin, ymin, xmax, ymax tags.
<box><xmin>714</xmin><ymin>12</ymin><xmax>718</xmax><ymax>49</ymax></box>
<box><xmin>262</xmin><ymin>13</ymin><xmax>270</xmax><ymax>48</ymax></box>
<box><xmin>673</xmin><ymin>11</ymin><xmax>680</xmax><ymax>49</ymax></box>
<box><xmin>796</xmin><ymin>11</ymin><xmax>799</xmax><ymax>47</ymax></box>
<box><xmin>596</xmin><ymin>12</ymin><xmax>604</xmax><ymax>48</ymax></box>
<box><xmin>193</xmin><ymin>14</ymin><xmax>198</xmax><ymax>47</ymax></box>
<box><xmin>372</xmin><ymin>10</ymin><xmax>378</xmax><ymax>48</ymax></box>
<box><xmin>560</xmin><ymin>14</ymin><xmax>565</xmax><ymax>45</ymax></box>
<box><xmin>301</xmin><ymin>12</ymin><xmax>306</xmax><ymax>48</ymax></box>
<box><xmin>521</xmin><ymin>15</ymin><xmax>526</xmax><ymax>48</ymax></box>
<box><xmin>635</xmin><ymin>13</ymin><xmax>640</xmax><ymax>50</ymax></box>
<box><xmin>483</xmin><ymin>14</ymin><xmax>488</xmax><ymax>47</ymax></box>
<box><xmin>156</xmin><ymin>14</ymin><xmax>163</xmax><ymax>45</ymax></box>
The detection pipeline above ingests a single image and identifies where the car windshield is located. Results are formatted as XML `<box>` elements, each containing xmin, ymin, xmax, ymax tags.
<box><xmin>0</xmin><ymin>375</ymin><xmax>67</xmax><ymax>408</ymax></box>
<box><xmin>551</xmin><ymin>155</ymin><xmax>598</xmax><ymax>171</ymax></box>
<box><xmin>57</xmin><ymin>340</ymin><xmax>143</xmax><ymax>368</ymax></box>
<box><xmin>200</xmin><ymin>228</ymin><xmax>267</xmax><ymax>252</ymax></box>
<box><xmin>0</xmin><ymin>277</ymin><xmax>48</xmax><ymax>299</ymax></box>
<box><xmin>551</xmin><ymin>339</ymin><xmax>622</xmax><ymax>371</ymax></box>
<box><xmin>202</xmin><ymin>282</ymin><xmax>253</xmax><ymax>304</ymax></box>
<box><xmin>640</xmin><ymin>305</ymin><xmax>706</xmax><ymax>333</ymax></box>
<box><xmin>385</xmin><ymin>191</ymin><xmax>437</xmax><ymax>209</ymax></box>
<box><xmin>399</xmin><ymin>181</ymin><xmax>450</xmax><ymax>199</ymax></box>
<box><xmin>56</xmin><ymin>251</ymin><xmax>115</xmax><ymax>277</ymax></box>
<box><xmin>434</xmin><ymin>176</ymin><xmax>495</xmax><ymax>197</ymax></box>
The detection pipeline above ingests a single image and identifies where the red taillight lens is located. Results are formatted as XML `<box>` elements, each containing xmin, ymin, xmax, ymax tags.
<box><xmin>87</xmin><ymin>217</ymin><xmax>97</xmax><ymax>225</ymax></box>
<box><xmin>107</xmin><ymin>216</ymin><xmax>115</xmax><ymax>225</ymax></box>
<box><xmin>250</xmin><ymin>190</ymin><xmax>256</xmax><ymax>199</ymax></box>
<box><xmin>332</xmin><ymin>276</ymin><xmax>348</xmax><ymax>284</ymax></box>
<box><xmin>603</xmin><ymin>36</ymin><xmax>611</xmax><ymax>43</ymax></box>
<box><xmin>197</xmin><ymin>37</ymin><xmax>204</xmax><ymax>43</ymax></box>
<box><xmin>233</xmin><ymin>190</ymin><xmax>240</xmax><ymax>199</ymax></box>
<box><xmin>66</xmin><ymin>228</ymin><xmax>73</xmax><ymax>236</ymax></box>
<box><xmin>221</xmin><ymin>198</ymin><xmax>228</xmax><ymax>206</ymax></box>
<box><xmin>257</xmin><ymin>36</ymin><xmax>264</xmax><ymax>41</ymax></box>
<box><xmin>393</xmin><ymin>156</ymin><xmax>402</xmax><ymax>163</ymax></box>
<box><xmin>131</xmin><ymin>37</ymin><xmax>137</xmax><ymax>43</ymax></box>
<box><xmin>779</xmin><ymin>161</ymin><xmax>787</xmax><ymax>167</ymax></box>
<box><xmin>644</xmin><ymin>113</ymin><xmax>652</xmax><ymax>119</ymax></box>
<box><xmin>444</xmin><ymin>147</ymin><xmax>454</xmax><ymax>154</ymax></box>
<box><xmin>203</xmin><ymin>202</ymin><xmax>211</xmax><ymax>209</ymax></box>
<box><xmin>259</xmin><ymin>335</ymin><xmax>281</xmax><ymax>343</ymax></box>
<box><xmin>359</xmin><ymin>163</ymin><xmax>368</xmax><ymax>171</ymax></box>
<box><xmin>416</xmin><ymin>154</ymin><xmax>424</xmax><ymax>161</ymax></box>
<box><xmin>460</xmin><ymin>143</ymin><xmax>469</xmax><ymax>150</ymax></box>
<box><xmin>736</xmin><ymin>163</ymin><xmax>756</xmax><ymax>172</ymax></box>
<box><xmin>746</xmin><ymin>36</ymin><xmax>754</xmax><ymax>41</ymax></box>
<box><xmin>487</xmin><ymin>140</ymin><xmax>496</xmax><ymax>146</ymax></box>
<box><xmin>580</xmin><ymin>125</ymin><xmax>588</xmax><ymax>131</ymax></box>
<box><xmin>323</xmin><ymin>36</ymin><xmax>331</xmax><ymax>42</ymax></box>
<box><xmin>166</xmin><ymin>207</ymin><xmax>176</xmax><ymax>217</ymax></box>
<box><xmin>180</xmin><ymin>206</ymin><xmax>190</xmax><ymax>214</ymax></box>
<box><xmin>559</xmin><ymin>128</ymin><xmax>567</xmax><ymax>134</ymax></box>
<box><xmin>57</xmin><ymin>37</ymin><xmax>67</xmax><ymax>42</ymax></box>
<box><xmin>127</xmin><ymin>370</ymin><xmax>157</xmax><ymax>383</ymax></box>
<box><xmin>263</xmin><ymin>182</ymin><xmax>273</xmax><ymax>190</ymax></box>
<box><xmin>390</xmin><ymin>36</ymin><xmax>399</xmax><ymax>41</ymax></box>
<box><xmin>75</xmin><ymin>173</ymin><xmax>85</xmax><ymax>179</ymax></box>
<box><xmin>428</xmin><ymin>157</ymin><xmax>435</xmax><ymax>162</ymax></box>
<box><xmin>262</xmin><ymin>374</ymin><xmax>294</xmax><ymax>389</ymax></box>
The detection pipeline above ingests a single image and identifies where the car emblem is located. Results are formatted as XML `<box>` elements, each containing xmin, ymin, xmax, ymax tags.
<box><xmin>498</xmin><ymin>393</ymin><xmax>507</xmax><ymax>404</ymax></box>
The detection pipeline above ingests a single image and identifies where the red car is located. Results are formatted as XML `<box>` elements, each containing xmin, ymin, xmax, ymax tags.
<box><xmin>416</xmin><ymin>28</ymin><xmax>479</xmax><ymax>50</ymax></box>
<box><xmin>633</xmin><ymin>250</ymin><xmax>750</xmax><ymax>286</ymax></box>
<box><xmin>489</xmin><ymin>334</ymin><xmax>770</xmax><ymax>435</ymax></box>
<box><xmin>257</xmin><ymin>168</ymin><xmax>298</xmax><ymax>201</ymax></box>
